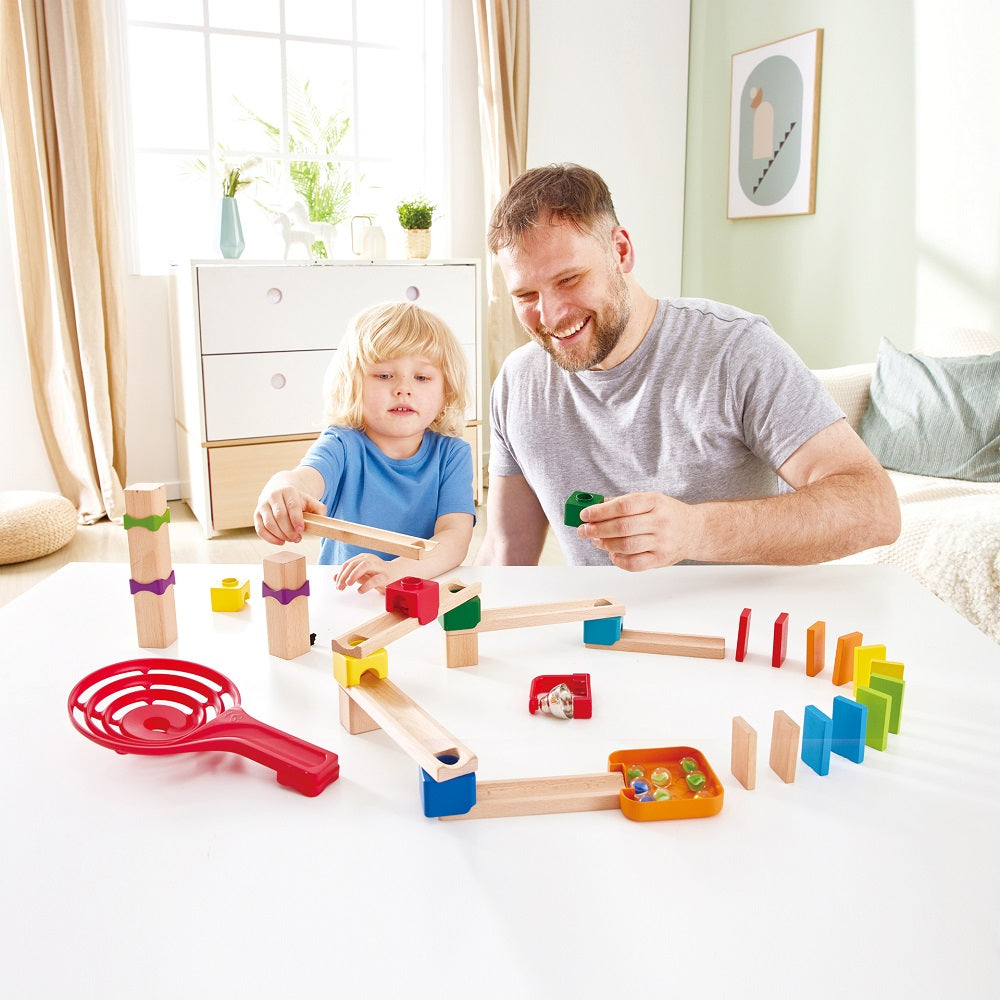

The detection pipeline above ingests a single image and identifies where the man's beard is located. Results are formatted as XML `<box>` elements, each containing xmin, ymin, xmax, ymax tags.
<box><xmin>531</xmin><ymin>266</ymin><xmax>631</xmax><ymax>373</ymax></box>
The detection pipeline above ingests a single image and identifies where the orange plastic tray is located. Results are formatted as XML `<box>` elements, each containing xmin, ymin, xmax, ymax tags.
<box><xmin>608</xmin><ymin>746</ymin><xmax>724</xmax><ymax>821</ymax></box>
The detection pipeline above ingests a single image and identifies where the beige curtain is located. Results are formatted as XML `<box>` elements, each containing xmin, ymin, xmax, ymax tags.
<box><xmin>473</xmin><ymin>0</ymin><xmax>530</xmax><ymax>385</ymax></box>
<box><xmin>0</xmin><ymin>0</ymin><xmax>127</xmax><ymax>523</ymax></box>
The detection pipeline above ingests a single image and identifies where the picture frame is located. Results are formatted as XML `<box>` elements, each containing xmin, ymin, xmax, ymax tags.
<box><xmin>727</xmin><ymin>29</ymin><xmax>823</xmax><ymax>220</ymax></box>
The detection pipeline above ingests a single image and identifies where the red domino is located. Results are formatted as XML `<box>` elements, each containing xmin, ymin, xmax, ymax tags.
<box><xmin>772</xmin><ymin>612</ymin><xmax>789</xmax><ymax>667</ymax></box>
<box><xmin>736</xmin><ymin>608</ymin><xmax>751</xmax><ymax>662</ymax></box>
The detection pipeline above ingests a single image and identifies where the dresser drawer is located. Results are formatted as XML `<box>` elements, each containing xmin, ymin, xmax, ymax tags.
<box><xmin>208</xmin><ymin>439</ymin><xmax>317</xmax><ymax>531</ymax></box>
<box><xmin>202</xmin><ymin>351</ymin><xmax>333</xmax><ymax>441</ymax></box>
<box><xmin>197</xmin><ymin>263</ymin><xmax>478</xmax><ymax>355</ymax></box>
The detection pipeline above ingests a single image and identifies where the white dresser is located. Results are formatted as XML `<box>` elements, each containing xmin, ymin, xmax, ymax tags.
<box><xmin>168</xmin><ymin>260</ymin><xmax>483</xmax><ymax>537</ymax></box>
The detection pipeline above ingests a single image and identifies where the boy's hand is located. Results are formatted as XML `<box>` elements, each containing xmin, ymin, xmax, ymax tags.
<box><xmin>254</xmin><ymin>487</ymin><xmax>325</xmax><ymax>545</ymax></box>
<box><xmin>335</xmin><ymin>554</ymin><xmax>417</xmax><ymax>594</ymax></box>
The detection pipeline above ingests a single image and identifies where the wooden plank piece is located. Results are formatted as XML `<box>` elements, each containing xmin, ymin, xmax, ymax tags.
<box><xmin>586</xmin><ymin>628</ymin><xmax>725</xmax><ymax>659</ymax></box>
<box><xmin>770</xmin><ymin>709</ymin><xmax>800</xmax><ymax>783</ymax></box>
<box><xmin>331</xmin><ymin>579</ymin><xmax>482</xmax><ymax>658</ymax></box>
<box><xmin>302</xmin><ymin>512</ymin><xmax>438</xmax><ymax>559</ymax></box>
<box><xmin>439</xmin><ymin>772</ymin><xmax>625</xmax><ymax>821</ymax></box>
<box><xmin>342</xmin><ymin>672</ymin><xmax>477</xmax><ymax>781</ymax></box>
<box><xmin>475</xmin><ymin>597</ymin><xmax>626</xmax><ymax>633</ymax></box>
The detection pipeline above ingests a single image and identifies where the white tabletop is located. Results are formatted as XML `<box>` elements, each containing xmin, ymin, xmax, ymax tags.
<box><xmin>1</xmin><ymin>562</ymin><xmax>998</xmax><ymax>998</ymax></box>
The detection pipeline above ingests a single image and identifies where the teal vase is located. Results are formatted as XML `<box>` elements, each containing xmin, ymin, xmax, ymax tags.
<box><xmin>219</xmin><ymin>197</ymin><xmax>245</xmax><ymax>259</ymax></box>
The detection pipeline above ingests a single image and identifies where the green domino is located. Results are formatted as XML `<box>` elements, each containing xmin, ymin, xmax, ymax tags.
<box><xmin>868</xmin><ymin>673</ymin><xmax>906</xmax><ymax>734</ymax></box>
<box><xmin>856</xmin><ymin>686</ymin><xmax>892</xmax><ymax>751</ymax></box>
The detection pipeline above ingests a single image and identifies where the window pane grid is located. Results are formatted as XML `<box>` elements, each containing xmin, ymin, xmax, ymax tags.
<box><xmin>123</xmin><ymin>0</ymin><xmax>440</xmax><ymax>272</ymax></box>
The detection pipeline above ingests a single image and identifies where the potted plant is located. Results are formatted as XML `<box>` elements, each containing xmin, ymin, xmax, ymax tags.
<box><xmin>396</xmin><ymin>196</ymin><xmax>436</xmax><ymax>259</ymax></box>
<box><xmin>241</xmin><ymin>80</ymin><xmax>351</xmax><ymax>258</ymax></box>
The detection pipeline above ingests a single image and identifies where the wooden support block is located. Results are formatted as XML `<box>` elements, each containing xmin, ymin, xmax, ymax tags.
<box><xmin>439</xmin><ymin>772</ymin><xmax>625</xmax><ymax>822</ymax></box>
<box><xmin>806</xmin><ymin>620</ymin><xmax>826</xmax><ymax>677</ymax></box>
<box><xmin>586</xmin><ymin>628</ymin><xmax>725</xmax><ymax>659</ymax></box>
<box><xmin>772</xmin><ymin>612</ymin><xmax>789</xmax><ymax>667</ymax></box>
<box><xmin>331</xmin><ymin>579</ymin><xmax>482</xmax><ymax>659</ymax></box>
<box><xmin>801</xmin><ymin>705</ymin><xmax>833</xmax><ymax>776</ymax></box>
<box><xmin>262</xmin><ymin>551</ymin><xmax>310</xmax><ymax>660</ymax></box>
<box><xmin>832</xmin><ymin>631</ymin><xmax>863</xmax><ymax>687</ymax></box>
<box><xmin>338</xmin><ymin>686</ymin><xmax>380</xmax><ymax>735</ymax></box>
<box><xmin>477</xmin><ymin>597</ymin><xmax>626</xmax><ymax>633</ymax></box>
<box><xmin>769</xmin><ymin>710</ymin><xmax>800</xmax><ymax>783</ymax></box>
<box><xmin>853</xmin><ymin>644</ymin><xmax>887</xmax><ymax>695</ymax></box>
<box><xmin>445</xmin><ymin>630</ymin><xmax>479</xmax><ymax>668</ymax></box>
<box><xmin>124</xmin><ymin>483</ymin><xmax>177</xmax><ymax>649</ymax></box>
<box><xmin>736</xmin><ymin>608</ymin><xmax>751</xmax><ymax>662</ymax></box>
<box><xmin>731</xmin><ymin>716</ymin><xmax>757</xmax><ymax>790</ymax></box>
<box><xmin>302</xmin><ymin>512</ymin><xmax>438</xmax><ymax>559</ymax></box>
<box><xmin>341</xmin><ymin>672</ymin><xmax>477</xmax><ymax>781</ymax></box>
<box><xmin>869</xmin><ymin>673</ymin><xmax>905</xmax><ymax>734</ymax></box>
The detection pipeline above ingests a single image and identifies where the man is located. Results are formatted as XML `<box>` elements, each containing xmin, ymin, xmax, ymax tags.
<box><xmin>475</xmin><ymin>163</ymin><xmax>900</xmax><ymax>569</ymax></box>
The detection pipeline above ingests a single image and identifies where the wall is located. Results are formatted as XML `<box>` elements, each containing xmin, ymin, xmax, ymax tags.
<box><xmin>527</xmin><ymin>0</ymin><xmax>691</xmax><ymax>296</ymax></box>
<box><xmin>683</xmin><ymin>0</ymin><xmax>1000</xmax><ymax>368</ymax></box>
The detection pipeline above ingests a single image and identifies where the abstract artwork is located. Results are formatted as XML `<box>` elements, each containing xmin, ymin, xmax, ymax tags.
<box><xmin>728</xmin><ymin>29</ymin><xmax>823</xmax><ymax>219</ymax></box>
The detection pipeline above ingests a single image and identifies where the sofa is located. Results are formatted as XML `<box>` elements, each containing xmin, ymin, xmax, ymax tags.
<box><xmin>813</xmin><ymin>327</ymin><xmax>1000</xmax><ymax>645</ymax></box>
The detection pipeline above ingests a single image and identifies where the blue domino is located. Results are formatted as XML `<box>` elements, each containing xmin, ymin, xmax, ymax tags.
<box><xmin>801</xmin><ymin>705</ymin><xmax>833</xmax><ymax>776</ymax></box>
<box><xmin>831</xmin><ymin>696</ymin><xmax>867</xmax><ymax>764</ymax></box>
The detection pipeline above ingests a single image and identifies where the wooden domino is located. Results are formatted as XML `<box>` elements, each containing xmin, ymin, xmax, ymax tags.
<box><xmin>736</xmin><ymin>608</ymin><xmax>751</xmax><ymax>661</ymax></box>
<box><xmin>772</xmin><ymin>612</ymin><xmax>789</xmax><ymax>667</ymax></box>
<box><xmin>731</xmin><ymin>716</ymin><xmax>758</xmax><ymax>790</ymax></box>
<box><xmin>769</xmin><ymin>710</ymin><xmax>800</xmax><ymax>783</ymax></box>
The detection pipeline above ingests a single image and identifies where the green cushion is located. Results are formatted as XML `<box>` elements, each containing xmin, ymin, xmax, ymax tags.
<box><xmin>858</xmin><ymin>338</ymin><xmax>1000</xmax><ymax>482</ymax></box>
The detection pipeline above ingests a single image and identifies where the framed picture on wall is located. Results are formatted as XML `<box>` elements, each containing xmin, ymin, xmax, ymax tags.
<box><xmin>728</xmin><ymin>29</ymin><xmax>823</xmax><ymax>220</ymax></box>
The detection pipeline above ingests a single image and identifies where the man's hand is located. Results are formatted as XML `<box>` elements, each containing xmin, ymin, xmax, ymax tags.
<box><xmin>576</xmin><ymin>492</ymin><xmax>700</xmax><ymax>570</ymax></box>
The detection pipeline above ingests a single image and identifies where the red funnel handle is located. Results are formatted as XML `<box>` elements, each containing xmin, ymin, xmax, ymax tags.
<box><xmin>159</xmin><ymin>707</ymin><xmax>340</xmax><ymax>796</ymax></box>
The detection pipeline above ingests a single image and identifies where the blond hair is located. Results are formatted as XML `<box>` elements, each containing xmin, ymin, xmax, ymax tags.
<box><xmin>323</xmin><ymin>301</ymin><xmax>469</xmax><ymax>437</ymax></box>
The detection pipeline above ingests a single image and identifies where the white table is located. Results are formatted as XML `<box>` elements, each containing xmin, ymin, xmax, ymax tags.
<box><xmin>2</xmin><ymin>562</ymin><xmax>998</xmax><ymax>998</ymax></box>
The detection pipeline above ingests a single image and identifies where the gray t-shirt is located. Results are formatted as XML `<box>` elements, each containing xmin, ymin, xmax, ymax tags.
<box><xmin>489</xmin><ymin>297</ymin><xmax>844</xmax><ymax>565</ymax></box>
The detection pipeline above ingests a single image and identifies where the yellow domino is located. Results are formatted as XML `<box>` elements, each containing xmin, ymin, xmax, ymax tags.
<box><xmin>869</xmin><ymin>659</ymin><xmax>905</xmax><ymax>680</ymax></box>
<box><xmin>853</xmin><ymin>644</ymin><xmax>887</xmax><ymax>695</ymax></box>
<box><xmin>333</xmin><ymin>645</ymin><xmax>389</xmax><ymax>689</ymax></box>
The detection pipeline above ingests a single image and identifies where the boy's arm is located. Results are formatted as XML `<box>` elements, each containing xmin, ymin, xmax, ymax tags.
<box><xmin>254</xmin><ymin>465</ymin><xmax>327</xmax><ymax>545</ymax></box>
<box><xmin>335</xmin><ymin>511</ymin><xmax>475</xmax><ymax>593</ymax></box>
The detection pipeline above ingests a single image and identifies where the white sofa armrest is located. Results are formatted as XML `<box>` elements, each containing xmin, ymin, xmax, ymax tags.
<box><xmin>813</xmin><ymin>362</ymin><xmax>874</xmax><ymax>431</ymax></box>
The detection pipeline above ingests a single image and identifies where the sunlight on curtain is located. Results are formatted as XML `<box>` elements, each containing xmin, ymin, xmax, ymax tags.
<box><xmin>473</xmin><ymin>0</ymin><xmax>530</xmax><ymax>385</ymax></box>
<box><xmin>0</xmin><ymin>0</ymin><xmax>128</xmax><ymax>522</ymax></box>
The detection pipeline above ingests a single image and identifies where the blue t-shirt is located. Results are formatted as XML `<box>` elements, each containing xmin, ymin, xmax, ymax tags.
<box><xmin>300</xmin><ymin>427</ymin><xmax>475</xmax><ymax>565</ymax></box>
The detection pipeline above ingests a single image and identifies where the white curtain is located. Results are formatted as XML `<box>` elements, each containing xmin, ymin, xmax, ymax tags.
<box><xmin>0</xmin><ymin>0</ymin><xmax>128</xmax><ymax>522</ymax></box>
<box><xmin>473</xmin><ymin>0</ymin><xmax>530</xmax><ymax>385</ymax></box>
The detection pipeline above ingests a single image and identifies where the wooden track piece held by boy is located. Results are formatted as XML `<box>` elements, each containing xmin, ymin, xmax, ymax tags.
<box><xmin>302</xmin><ymin>512</ymin><xmax>439</xmax><ymax>560</ymax></box>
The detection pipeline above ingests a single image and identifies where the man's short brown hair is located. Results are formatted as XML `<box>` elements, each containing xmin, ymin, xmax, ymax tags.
<box><xmin>487</xmin><ymin>163</ymin><xmax>620</xmax><ymax>254</ymax></box>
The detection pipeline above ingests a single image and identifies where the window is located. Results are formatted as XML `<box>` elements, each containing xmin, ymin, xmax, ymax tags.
<box><xmin>118</xmin><ymin>0</ymin><xmax>445</xmax><ymax>273</ymax></box>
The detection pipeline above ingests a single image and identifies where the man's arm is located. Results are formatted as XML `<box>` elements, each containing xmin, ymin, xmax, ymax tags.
<box><xmin>474</xmin><ymin>473</ymin><xmax>550</xmax><ymax>565</ymax></box>
<box><xmin>578</xmin><ymin>420</ymin><xmax>901</xmax><ymax>569</ymax></box>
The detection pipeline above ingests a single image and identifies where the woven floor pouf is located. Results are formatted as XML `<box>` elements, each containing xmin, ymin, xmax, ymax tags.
<box><xmin>0</xmin><ymin>491</ymin><xmax>78</xmax><ymax>566</ymax></box>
